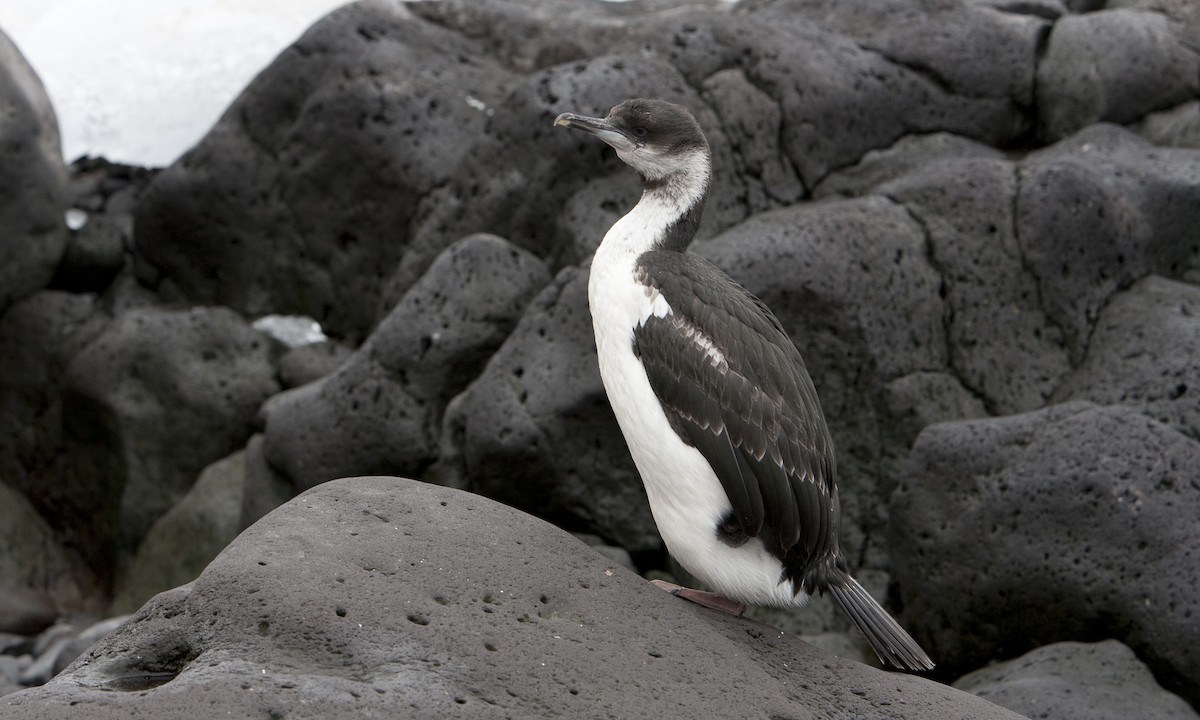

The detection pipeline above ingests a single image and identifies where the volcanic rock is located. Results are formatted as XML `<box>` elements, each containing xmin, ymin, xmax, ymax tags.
<box><xmin>2</xmin><ymin>477</ymin><xmax>1024</xmax><ymax>720</ymax></box>
<box><xmin>262</xmin><ymin>234</ymin><xmax>548</xmax><ymax>494</ymax></box>
<box><xmin>0</xmin><ymin>30</ymin><xmax>70</xmax><ymax>314</ymax></box>
<box><xmin>890</xmin><ymin>402</ymin><xmax>1200</xmax><ymax>705</ymax></box>
<box><xmin>955</xmin><ymin>640</ymin><xmax>1200</xmax><ymax>720</ymax></box>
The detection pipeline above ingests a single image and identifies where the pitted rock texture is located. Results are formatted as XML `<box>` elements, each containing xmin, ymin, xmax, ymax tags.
<box><xmin>1</xmin><ymin>0</ymin><xmax>1200</xmax><ymax>709</ymax></box>
<box><xmin>437</xmin><ymin>265</ymin><xmax>661</xmax><ymax>554</ymax></box>
<box><xmin>1037</xmin><ymin>7</ymin><xmax>1200</xmax><ymax>141</ymax></box>
<box><xmin>889</xmin><ymin>402</ymin><xmax>1200</xmax><ymax>705</ymax></box>
<box><xmin>133</xmin><ymin>1</ymin><xmax>520</xmax><ymax>339</ymax></box>
<box><xmin>954</xmin><ymin>640</ymin><xmax>1200</xmax><ymax>720</ymax></box>
<box><xmin>2</xmin><ymin>477</ymin><xmax>1024</xmax><ymax>720</ymax></box>
<box><xmin>1053</xmin><ymin>275</ymin><xmax>1200</xmax><ymax>440</ymax></box>
<box><xmin>262</xmin><ymin>233</ymin><xmax>548</xmax><ymax>494</ymax></box>
<box><xmin>1014</xmin><ymin>124</ymin><xmax>1200</xmax><ymax>362</ymax></box>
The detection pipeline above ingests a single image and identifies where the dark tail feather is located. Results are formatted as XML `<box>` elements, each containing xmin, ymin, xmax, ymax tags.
<box><xmin>825</xmin><ymin>573</ymin><xmax>934</xmax><ymax>672</ymax></box>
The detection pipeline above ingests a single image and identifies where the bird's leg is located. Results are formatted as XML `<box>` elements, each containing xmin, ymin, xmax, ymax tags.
<box><xmin>650</xmin><ymin>579</ymin><xmax>746</xmax><ymax>617</ymax></box>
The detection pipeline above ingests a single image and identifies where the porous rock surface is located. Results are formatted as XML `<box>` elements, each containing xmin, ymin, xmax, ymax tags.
<box><xmin>954</xmin><ymin>640</ymin><xmax>1200</xmax><ymax>720</ymax></box>
<box><xmin>1</xmin><ymin>477</ymin><xmax>1024</xmax><ymax>720</ymax></box>
<box><xmin>2</xmin><ymin>0</ymin><xmax>1200</xmax><ymax>711</ymax></box>
<box><xmin>890</xmin><ymin>401</ymin><xmax>1200</xmax><ymax>704</ymax></box>
<box><xmin>262</xmin><ymin>233</ymin><xmax>549</xmax><ymax>494</ymax></box>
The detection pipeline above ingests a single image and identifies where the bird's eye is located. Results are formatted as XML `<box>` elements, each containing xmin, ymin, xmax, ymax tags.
<box><xmin>632</xmin><ymin>127</ymin><xmax>648</xmax><ymax>138</ymax></box>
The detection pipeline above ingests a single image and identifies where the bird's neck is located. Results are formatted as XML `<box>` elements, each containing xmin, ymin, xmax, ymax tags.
<box><xmin>601</xmin><ymin>153</ymin><xmax>711</xmax><ymax>260</ymax></box>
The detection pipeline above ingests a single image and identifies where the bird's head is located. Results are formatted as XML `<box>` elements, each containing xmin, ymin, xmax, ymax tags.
<box><xmin>555</xmin><ymin>98</ymin><xmax>710</xmax><ymax>187</ymax></box>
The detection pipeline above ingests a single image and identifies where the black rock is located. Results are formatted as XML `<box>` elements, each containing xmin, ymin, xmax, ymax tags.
<box><xmin>890</xmin><ymin>401</ymin><xmax>1200</xmax><ymax>705</ymax></box>
<box><xmin>439</xmin><ymin>265</ymin><xmax>660</xmax><ymax>554</ymax></box>
<box><xmin>134</xmin><ymin>2</ymin><xmax>519</xmax><ymax>339</ymax></box>
<box><xmin>0</xmin><ymin>31</ymin><xmax>70</xmax><ymax>314</ymax></box>
<box><xmin>51</xmin><ymin>306</ymin><xmax>278</xmax><ymax>570</ymax></box>
<box><xmin>262</xmin><ymin>234</ymin><xmax>549</xmax><ymax>494</ymax></box>
<box><xmin>1016</xmin><ymin>124</ymin><xmax>1200</xmax><ymax>362</ymax></box>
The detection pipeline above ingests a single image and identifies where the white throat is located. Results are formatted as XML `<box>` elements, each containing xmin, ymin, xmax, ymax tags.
<box><xmin>598</xmin><ymin>149</ymin><xmax>711</xmax><ymax>259</ymax></box>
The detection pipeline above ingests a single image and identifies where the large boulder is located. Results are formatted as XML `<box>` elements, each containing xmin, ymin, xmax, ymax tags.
<box><xmin>133</xmin><ymin>1</ymin><xmax>520</xmax><ymax>338</ymax></box>
<box><xmin>889</xmin><ymin>402</ymin><xmax>1200</xmax><ymax>705</ymax></box>
<box><xmin>872</xmin><ymin>152</ymin><xmax>1071</xmax><ymax>415</ymax></box>
<box><xmin>1015</xmin><ymin>125</ymin><xmax>1200</xmax><ymax>361</ymax></box>
<box><xmin>1</xmin><ymin>476</ymin><xmax>1025</xmax><ymax>720</ymax></box>
<box><xmin>48</xmin><ymin>306</ymin><xmax>278</xmax><ymax>572</ymax></box>
<box><xmin>0</xmin><ymin>30</ymin><xmax>70</xmax><ymax>314</ymax></box>
<box><xmin>1037</xmin><ymin>8</ymin><xmax>1200</xmax><ymax>141</ymax></box>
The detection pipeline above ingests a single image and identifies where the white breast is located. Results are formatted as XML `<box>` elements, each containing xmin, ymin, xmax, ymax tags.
<box><xmin>587</xmin><ymin>200</ymin><xmax>808</xmax><ymax>608</ymax></box>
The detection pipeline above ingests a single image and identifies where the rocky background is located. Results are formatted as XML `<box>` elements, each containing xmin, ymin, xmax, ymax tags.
<box><xmin>1</xmin><ymin>0</ymin><xmax>1199</xmax><ymax>717</ymax></box>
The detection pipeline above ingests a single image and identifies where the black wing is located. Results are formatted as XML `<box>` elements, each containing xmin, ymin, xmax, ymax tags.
<box><xmin>632</xmin><ymin>249</ymin><xmax>839</xmax><ymax>586</ymax></box>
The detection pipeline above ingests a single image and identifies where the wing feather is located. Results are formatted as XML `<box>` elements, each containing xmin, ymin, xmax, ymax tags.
<box><xmin>632</xmin><ymin>250</ymin><xmax>840</xmax><ymax>583</ymax></box>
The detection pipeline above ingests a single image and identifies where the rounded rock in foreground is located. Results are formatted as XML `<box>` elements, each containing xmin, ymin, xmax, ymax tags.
<box><xmin>4</xmin><ymin>477</ymin><xmax>1023</xmax><ymax>719</ymax></box>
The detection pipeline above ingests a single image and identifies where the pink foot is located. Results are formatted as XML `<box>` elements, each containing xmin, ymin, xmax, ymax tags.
<box><xmin>650</xmin><ymin>579</ymin><xmax>746</xmax><ymax>617</ymax></box>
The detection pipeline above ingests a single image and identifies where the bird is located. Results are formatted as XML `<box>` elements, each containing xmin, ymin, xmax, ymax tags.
<box><xmin>554</xmin><ymin>98</ymin><xmax>934</xmax><ymax>672</ymax></box>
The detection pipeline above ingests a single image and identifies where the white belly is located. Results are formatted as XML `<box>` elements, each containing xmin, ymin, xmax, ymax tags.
<box><xmin>587</xmin><ymin>238</ymin><xmax>807</xmax><ymax>608</ymax></box>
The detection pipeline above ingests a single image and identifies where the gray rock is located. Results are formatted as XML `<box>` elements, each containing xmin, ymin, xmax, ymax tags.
<box><xmin>571</xmin><ymin>533</ymin><xmax>636</xmax><ymax>572</ymax></box>
<box><xmin>2</xmin><ymin>477</ymin><xmax>1024</xmax><ymax>719</ymax></box>
<box><xmin>883</xmin><ymin>372</ymin><xmax>989</xmax><ymax>449</ymax></box>
<box><xmin>0</xmin><ymin>291</ymin><xmax>108</xmax><ymax>498</ymax></box>
<box><xmin>440</xmin><ymin>265</ymin><xmax>660</xmax><ymax>554</ymax></box>
<box><xmin>955</xmin><ymin>640</ymin><xmax>1200</xmax><ymax>720</ymax></box>
<box><xmin>707</xmin><ymin>0</ymin><xmax>1037</xmax><ymax>186</ymax></box>
<box><xmin>0</xmin><ymin>654</ymin><xmax>31</xmax><ymax>697</ymax></box>
<box><xmin>701</xmin><ymin>67</ymin><xmax>806</xmax><ymax>209</ymax></box>
<box><xmin>49</xmin><ymin>214</ymin><xmax>126</xmax><ymax>294</ymax></box>
<box><xmin>877</xmin><ymin>155</ymin><xmax>1071</xmax><ymax>414</ymax></box>
<box><xmin>109</xmin><ymin>449</ymin><xmax>246</xmax><ymax>615</ymax></box>
<box><xmin>0</xmin><ymin>29</ymin><xmax>70</xmax><ymax>314</ymax></box>
<box><xmin>397</xmin><ymin>52</ymin><xmax>745</xmax><ymax>290</ymax></box>
<box><xmin>238</xmin><ymin>434</ymin><xmax>293</xmax><ymax>532</ymax></box>
<box><xmin>276</xmin><ymin>340</ymin><xmax>353</xmax><ymax>389</ymax></box>
<box><xmin>57</xmin><ymin>306</ymin><xmax>278</xmax><ymax>565</ymax></box>
<box><xmin>1038</xmin><ymin>8</ymin><xmax>1200</xmax><ymax>141</ymax></box>
<box><xmin>0</xmin><ymin>633</ymin><xmax>30</xmax><ymax>655</ymax></box>
<box><xmin>0</xmin><ymin>483</ymin><xmax>102</xmax><ymax>620</ymax></box>
<box><xmin>1053</xmin><ymin>276</ymin><xmax>1199</xmax><ymax>440</ymax></box>
<box><xmin>262</xmin><ymin>234</ymin><xmax>548</xmax><ymax>494</ymax></box>
<box><xmin>1015</xmin><ymin>124</ymin><xmax>1200</xmax><ymax>361</ymax></box>
<box><xmin>134</xmin><ymin>1</ymin><xmax>519</xmax><ymax>339</ymax></box>
<box><xmin>18</xmin><ymin>616</ymin><xmax>129</xmax><ymax>688</ymax></box>
<box><xmin>768</xmin><ymin>0</ymin><xmax>1044</xmax><ymax>109</ymax></box>
<box><xmin>0</xmin><ymin>584</ymin><xmax>55</xmax><ymax>637</ymax></box>
<box><xmin>890</xmin><ymin>402</ymin><xmax>1200</xmax><ymax>706</ymax></box>
<box><xmin>1134</xmin><ymin>99</ymin><xmax>1200</xmax><ymax>149</ymax></box>
<box><xmin>813</xmin><ymin>132</ymin><xmax>1005</xmax><ymax>199</ymax></box>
